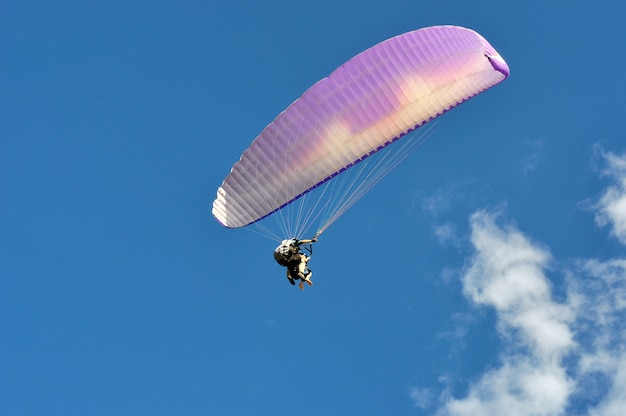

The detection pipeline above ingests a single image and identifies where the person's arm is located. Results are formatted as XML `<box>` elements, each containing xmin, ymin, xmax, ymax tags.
<box><xmin>297</xmin><ymin>237</ymin><xmax>318</xmax><ymax>245</ymax></box>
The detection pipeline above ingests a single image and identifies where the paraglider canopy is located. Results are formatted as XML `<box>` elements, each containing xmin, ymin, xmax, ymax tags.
<box><xmin>213</xmin><ymin>25</ymin><xmax>509</xmax><ymax>236</ymax></box>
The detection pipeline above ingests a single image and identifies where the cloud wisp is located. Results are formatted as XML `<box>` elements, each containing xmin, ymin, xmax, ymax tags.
<box><xmin>593</xmin><ymin>150</ymin><xmax>626</xmax><ymax>244</ymax></box>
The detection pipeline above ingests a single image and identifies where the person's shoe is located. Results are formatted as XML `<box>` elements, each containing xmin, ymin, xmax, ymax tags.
<box><xmin>287</xmin><ymin>275</ymin><xmax>295</xmax><ymax>285</ymax></box>
<box><xmin>299</xmin><ymin>282</ymin><xmax>305</xmax><ymax>290</ymax></box>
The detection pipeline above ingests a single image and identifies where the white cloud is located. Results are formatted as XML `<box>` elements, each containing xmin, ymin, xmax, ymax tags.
<box><xmin>587</xmin><ymin>358</ymin><xmax>626</xmax><ymax>416</ymax></box>
<box><xmin>438</xmin><ymin>211</ymin><xmax>575</xmax><ymax>416</ymax></box>
<box><xmin>593</xmin><ymin>150</ymin><xmax>626</xmax><ymax>244</ymax></box>
<box><xmin>573</xmin><ymin>259</ymin><xmax>626</xmax><ymax>416</ymax></box>
<box><xmin>443</xmin><ymin>360</ymin><xmax>572</xmax><ymax>416</ymax></box>
<box><xmin>422</xmin><ymin>213</ymin><xmax>626</xmax><ymax>416</ymax></box>
<box><xmin>412</xmin><ymin>148</ymin><xmax>626</xmax><ymax>416</ymax></box>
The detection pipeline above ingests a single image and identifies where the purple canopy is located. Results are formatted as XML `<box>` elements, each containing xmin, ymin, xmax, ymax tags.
<box><xmin>213</xmin><ymin>25</ymin><xmax>509</xmax><ymax>229</ymax></box>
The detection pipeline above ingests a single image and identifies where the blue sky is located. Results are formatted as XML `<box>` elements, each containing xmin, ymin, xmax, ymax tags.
<box><xmin>2</xmin><ymin>1</ymin><xmax>626</xmax><ymax>415</ymax></box>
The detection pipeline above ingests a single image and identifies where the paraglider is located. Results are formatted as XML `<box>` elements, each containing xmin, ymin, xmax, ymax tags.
<box><xmin>212</xmin><ymin>25</ymin><xmax>509</xmax><ymax>287</ymax></box>
<box><xmin>274</xmin><ymin>237</ymin><xmax>318</xmax><ymax>289</ymax></box>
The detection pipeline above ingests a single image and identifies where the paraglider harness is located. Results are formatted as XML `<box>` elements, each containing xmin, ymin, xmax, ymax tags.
<box><xmin>273</xmin><ymin>238</ymin><xmax>313</xmax><ymax>268</ymax></box>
